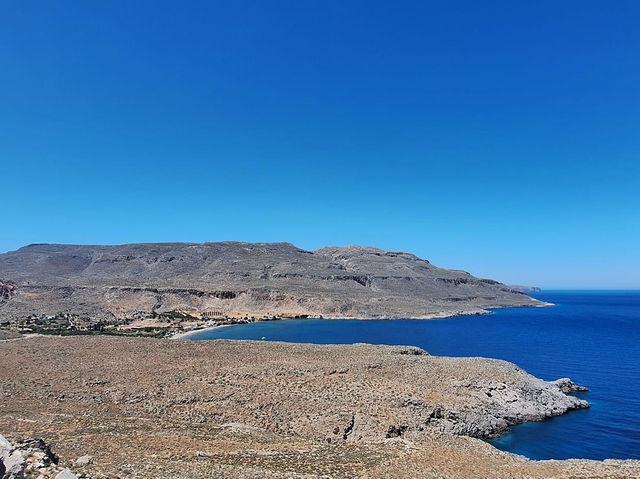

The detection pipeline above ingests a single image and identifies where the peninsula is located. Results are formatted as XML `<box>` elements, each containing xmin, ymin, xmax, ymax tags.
<box><xmin>0</xmin><ymin>242</ymin><xmax>542</xmax><ymax>336</ymax></box>
<box><xmin>1</xmin><ymin>336</ymin><xmax>639</xmax><ymax>478</ymax></box>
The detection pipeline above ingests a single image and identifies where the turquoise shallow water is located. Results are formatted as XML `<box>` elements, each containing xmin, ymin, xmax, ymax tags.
<box><xmin>188</xmin><ymin>291</ymin><xmax>640</xmax><ymax>460</ymax></box>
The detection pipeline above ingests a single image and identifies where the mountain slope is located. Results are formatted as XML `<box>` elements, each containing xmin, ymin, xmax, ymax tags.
<box><xmin>0</xmin><ymin>242</ymin><xmax>542</xmax><ymax>323</ymax></box>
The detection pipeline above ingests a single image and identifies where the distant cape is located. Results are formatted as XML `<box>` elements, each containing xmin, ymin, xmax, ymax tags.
<box><xmin>509</xmin><ymin>285</ymin><xmax>542</xmax><ymax>293</ymax></box>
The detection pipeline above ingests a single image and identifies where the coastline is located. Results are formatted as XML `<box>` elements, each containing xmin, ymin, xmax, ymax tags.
<box><xmin>170</xmin><ymin>323</ymin><xmax>236</xmax><ymax>340</ymax></box>
<box><xmin>172</xmin><ymin>300</ymin><xmax>555</xmax><ymax>340</ymax></box>
<box><xmin>0</xmin><ymin>298</ymin><xmax>554</xmax><ymax>342</ymax></box>
<box><xmin>169</xmin><ymin>312</ymin><xmax>490</xmax><ymax>340</ymax></box>
<box><xmin>2</xmin><ymin>335</ymin><xmax>638</xmax><ymax>478</ymax></box>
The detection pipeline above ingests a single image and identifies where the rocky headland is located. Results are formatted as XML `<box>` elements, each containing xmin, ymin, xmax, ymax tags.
<box><xmin>1</xmin><ymin>336</ymin><xmax>639</xmax><ymax>478</ymax></box>
<box><xmin>509</xmin><ymin>285</ymin><xmax>542</xmax><ymax>293</ymax></box>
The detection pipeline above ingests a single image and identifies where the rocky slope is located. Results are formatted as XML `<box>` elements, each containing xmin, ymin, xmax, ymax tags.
<box><xmin>0</xmin><ymin>242</ymin><xmax>541</xmax><ymax>325</ymax></box>
<box><xmin>0</xmin><ymin>336</ymin><xmax>636</xmax><ymax>478</ymax></box>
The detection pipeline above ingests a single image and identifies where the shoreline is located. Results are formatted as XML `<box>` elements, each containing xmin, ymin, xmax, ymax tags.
<box><xmin>172</xmin><ymin>301</ymin><xmax>555</xmax><ymax>340</ymax></box>
<box><xmin>1</xmin><ymin>300</ymin><xmax>556</xmax><ymax>342</ymax></box>
<box><xmin>2</xmin><ymin>335</ymin><xmax>638</xmax><ymax>478</ymax></box>
<box><xmin>170</xmin><ymin>312</ymin><xmax>490</xmax><ymax>340</ymax></box>
<box><xmin>170</xmin><ymin>323</ymin><xmax>236</xmax><ymax>340</ymax></box>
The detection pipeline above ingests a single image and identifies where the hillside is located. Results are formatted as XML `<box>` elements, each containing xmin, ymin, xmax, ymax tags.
<box><xmin>0</xmin><ymin>242</ymin><xmax>542</xmax><ymax>325</ymax></box>
<box><xmin>1</xmin><ymin>336</ymin><xmax>621</xmax><ymax>479</ymax></box>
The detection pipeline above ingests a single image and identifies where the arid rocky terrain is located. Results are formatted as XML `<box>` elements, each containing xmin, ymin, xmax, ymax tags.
<box><xmin>2</xmin><ymin>336</ymin><xmax>639</xmax><ymax>478</ymax></box>
<box><xmin>0</xmin><ymin>242</ymin><xmax>542</xmax><ymax>333</ymax></box>
<box><xmin>2</xmin><ymin>242</ymin><xmax>636</xmax><ymax>478</ymax></box>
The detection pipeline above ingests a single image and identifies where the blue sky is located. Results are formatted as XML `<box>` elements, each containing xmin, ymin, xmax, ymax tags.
<box><xmin>1</xmin><ymin>1</ymin><xmax>638</xmax><ymax>288</ymax></box>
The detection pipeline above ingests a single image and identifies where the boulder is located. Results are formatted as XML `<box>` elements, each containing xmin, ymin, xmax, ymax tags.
<box><xmin>0</xmin><ymin>434</ymin><xmax>25</xmax><ymax>479</ymax></box>
<box><xmin>55</xmin><ymin>469</ymin><xmax>78</xmax><ymax>479</ymax></box>
<box><xmin>73</xmin><ymin>455</ymin><xmax>93</xmax><ymax>467</ymax></box>
<box><xmin>0</xmin><ymin>434</ymin><xmax>11</xmax><ymax>458</ymax></box>
<box><xmin>2</xmin><ymin>451</ymin><xmax>25</xmax><ymax>479</ymax></box>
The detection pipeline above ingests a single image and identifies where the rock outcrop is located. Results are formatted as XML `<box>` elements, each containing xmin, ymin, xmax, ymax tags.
<box><xmin>551</xmin><ymin>377</ymin><xmax>590</xmax><ymax>394</ymax></box>
<box><xmin>0</xmin><ymin>281</ymin><xmax>16</xmax><ymax>304</ymax></box>
<box><xmin>0</xmin><ymin>242</ymin><xmax>542</xmax><ymax>325</ymax></box>
<box><xmin>1</xmin><ymin>434</ymin><xmax>24</xmax><ymax>479</ymax></box>
<box><xmin>0</xmin><ymin>434</ymin><xmax>80</xmax><ymax>479</ymax></box>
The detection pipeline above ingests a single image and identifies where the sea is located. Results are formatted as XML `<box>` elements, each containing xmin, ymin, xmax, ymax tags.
<box><xmin>188</xmin><ymin>291</ymin><xmax>640</xmax><ymax>460</ymax></box>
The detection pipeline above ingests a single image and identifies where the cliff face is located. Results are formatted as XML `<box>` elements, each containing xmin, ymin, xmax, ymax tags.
<box><xmin>0</xmin><ymin>242</ymin><xmax>541</xmax><ymax>322</ymax></box>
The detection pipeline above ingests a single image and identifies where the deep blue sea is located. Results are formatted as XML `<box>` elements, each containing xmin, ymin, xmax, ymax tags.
<box><xmin>189</xmin><ymin>291</ymin><xmax>640</xmax><ymax>460</ymax></box>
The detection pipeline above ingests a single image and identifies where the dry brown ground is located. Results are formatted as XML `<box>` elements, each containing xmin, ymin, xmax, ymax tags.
<box><xmin>1</xmin><ymin>336</ymin><xmax>638</xmax><ymax>478</ymax></box>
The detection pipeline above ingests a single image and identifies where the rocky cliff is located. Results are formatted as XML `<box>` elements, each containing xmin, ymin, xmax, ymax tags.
<box><xmin>0</xmin><ymin>242</ymin><xmax>542</xmax><ymax>324</ymax></box>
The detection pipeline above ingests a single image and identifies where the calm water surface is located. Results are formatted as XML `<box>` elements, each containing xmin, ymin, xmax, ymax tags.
<box><xmin>189</xmin><ymin>291</ymin><xmax>640</xmax><ymax>460</ymax></box>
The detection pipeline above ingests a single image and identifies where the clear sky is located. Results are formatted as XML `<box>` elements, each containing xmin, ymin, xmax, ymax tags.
<box><xmin>1</xmin><ymin>1</ymin><xmax>638</xmax><ymax>288</ymax></box>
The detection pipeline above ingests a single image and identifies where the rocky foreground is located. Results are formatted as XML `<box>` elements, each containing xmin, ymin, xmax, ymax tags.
<box><xmin>1</xmin><ymin>336</ymin><xmax>639</xmax><ymax>478</ymax></box>
<box><xmin>0</xmin><ymin>242</ymin><xmax>542</xmax><ymax>331</ymax></box>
